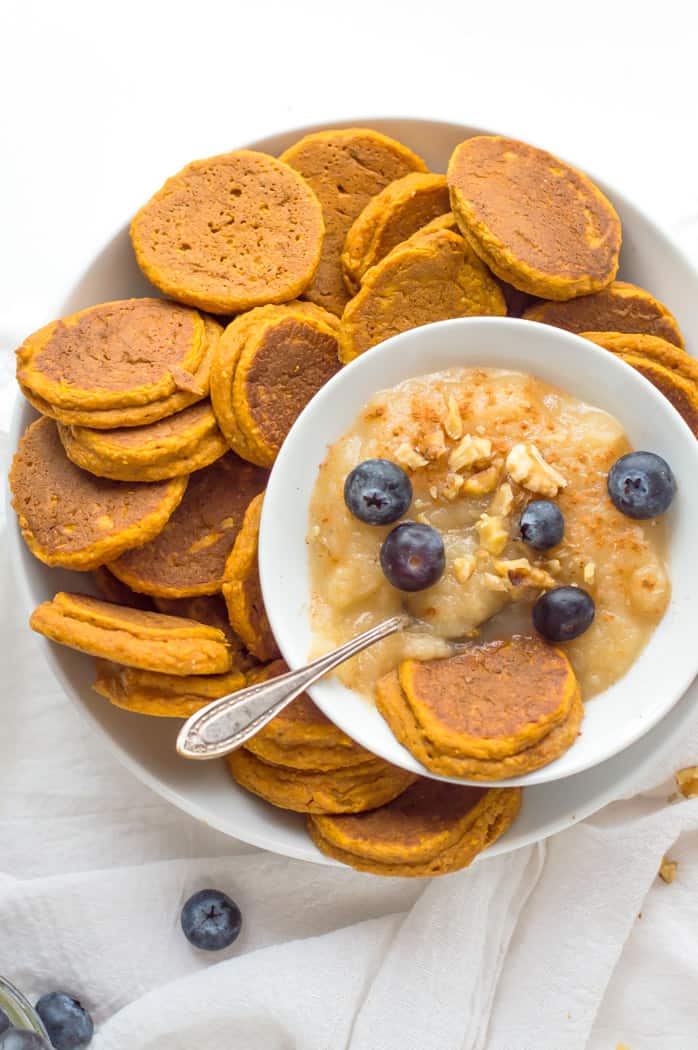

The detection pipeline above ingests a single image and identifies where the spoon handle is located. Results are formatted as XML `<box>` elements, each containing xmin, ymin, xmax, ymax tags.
<box><xmin>176</xmin><ymin>614</ymin><xmax>408</xmax><ymax>760</ymax></box>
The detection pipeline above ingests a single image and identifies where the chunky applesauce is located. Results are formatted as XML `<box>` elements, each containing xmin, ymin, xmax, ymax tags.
<box><xmin>308</xmin><ymin>367</ymin><xmax>670</xmax><ymax>699</ymax></box>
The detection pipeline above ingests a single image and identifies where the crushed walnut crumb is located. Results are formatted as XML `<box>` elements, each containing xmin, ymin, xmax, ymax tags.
<box><xmin>453</xmin><ymin>555</ymin><xmax>476</xmax><ymax>584</ymax></box>
<box><xmin>583</xmin><ymin>562</ymin><xmax>596</xmax><ymax>585</ymax></box>
<box><xmin>675</xmin><ymin>766</ymin><xmax>698</xmax><ymax>798</ymax></box>
<box><xmin>659</xmin><ymin>856</ymin><xmax>678</xmax><ymax>883</ymax></box>
<box><xmin>449</xmin><ymin>434</ymin><xmax>492</xmax><ymax>472</ymax></box>
<box><xmin>463</xmin><ymin>463</ymin><xmax>501</xmax><ymax>496</ymax></box>
<box><xmin>483</xmin><ymin>572</ymin><xmax>510</xmax><ymax>592</ymax></box>
<box><xmin>505</xmin><ymin>442</ymin><xmax>567</xmax><ymax>497</ymax></box>
<box><xmin>394</xmin><ymin>443</ymin><xmax>429</xmax><ymax>470</ymax></box>
<box><xmin>476</xmin><ymin>514</ymin><xmax>509</xmax><ymax>556</ymax></box>
<box><xmin>489</xmin><ymin>482</ymin><xmax>514</xmax><ymax>517</ymax></box>
<box><xmin>546</xmin><ymin>558</ymin><xmax>562</xmax><ymax>574</ymax></box>
<box><xmin>444</xmin><ymin>394</ymin><xmax>463</xmax><ymax>440</ymax></box>
<box><xmin>420</xmin><ymin>427</ymin><xmax>447</xmax><ymax>461</ymax></box>
<box><xmin>493</xmin><ymin>558</ymin><xmax>557</xmax><ymax>590</ymax></box>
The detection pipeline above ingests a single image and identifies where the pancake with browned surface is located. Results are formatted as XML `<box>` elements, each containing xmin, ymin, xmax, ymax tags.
<box><xmin>308</xmin><ymin>778</ymin><xmax>521</xmax><ymax>876</ymax></box>
<box><xmin>448</xmin><ymin>136</ymin><xmax>621</xmax><ymax>299</ymax></box>
<box><xmin>93</xmin><ymin>659</ymin><xmax>246</xmax><ymax>717</ymax></box>
<box><xmin>59</xmin><ymin>400</ymin><xmax>227</xmax><ymax>481</ymax></box>
<box><xmin>16</xmin><ymin>299</ymin><xmax>206</xmax><ymax>411</ymax></box>
<box><xmin>221</xmin><ymin>492</ymin><xmax>279</xmax><ymax>660</ymax></box>
<box><xmin>153</xmin><ymin>594</ymin><xmax>257</xmax><ymax>671</ymax></box>
<box><xmin>21</xmin><ymin>316</ymin><xmax>222</xmax><ymax>430</ymax></box>
<box><xmin>226</xmin><ymin>747</ymin><xmax>417</xmax><ymax>814</ymax></box>
<box><xmin>338</xmin><ymin>226</ymin><xmax>506</xmax><ymax>362</ymax></box>
<box><xmin>244</xmin><ymin>660</ymin><xmax>373</xmax><ymax>770</ymax></box>
<box><xmin>131</xmin><ymin>150</ymin><xmax>325</xmax><ymax>314</ymax></box>
<box><xmin>10</xmin><ymin>417</ymin><xmax>186</xmax><ymax>570</ymax></box>
<box><xmin>110</xmin><ymin>451</ymin><xmax>268</xmax><ymax>597</ymax></box>
<box><xmin>91</xmin><ymin>567</ymin><xmax>154</xmax><ymax>610</ymax></box>
<box><xmin>524</xmin><ymin>282</ymin><xmax>684</xmax><ymax>346</ymax></box>
<box><xmin>376</xmin><ymin>667</ymin><xmax>583</xmax><ymax>779</ymax></box>
<box><xmin>581</xmin><ymin>332</ymin><xmax>698</xmax><ymax>436</ymax></box>
<box><xmin>342</xmin><ymin>173</ymin><xmax>450</xmax><ymax>294</ymax></box>
<box><xmin>281</xmin><ymin>129</ymin><xmax>427</xmax><ymax>315</ymax></box>
<box><xmin>30</xmin><ymin>592</ymin><xmax>232</xmax><ymax>676</ymax></box>
<box><xmin>210</xmin><ymin>302</ymin><xmax>341</xmax><ymax>467</ymax></box>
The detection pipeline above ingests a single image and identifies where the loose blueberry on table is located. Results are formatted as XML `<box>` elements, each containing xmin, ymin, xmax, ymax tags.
<box><xmin>0</xmin><ymin>1031</ymin><xmax>50</xmax><ymax>1049</ymax></box>
<box><xmin>380</xmin><ymin>522</ymin><xmax>445</xmax><ymax>592</ymax></box>
<box><xmin>519</xmin><ymin>500</ymin><xmax>564</xmax><ymax>550</ymax></box>
<box><xmin>181</xmin><ymin>889</ymin><xmax>242</xmax><ymax>951</ymax></box>
<box><xmin>344</xmin><ymin>459</ymin><xmax>413</xmax><ymax>525</ymax></box>
<box><xmin>35</xmin><ymin>994</ymin><xmax>92</xmax><ymax>1050</ymax></box>
<box><xmin>607</xmin><ymin>451</ymin><xmax>676</xmax><ymax>520</ymax></box>
<box><xmin>533</xmin><ymin>586</ymin><xmax>596</xmax><ymax>642</ymax></box>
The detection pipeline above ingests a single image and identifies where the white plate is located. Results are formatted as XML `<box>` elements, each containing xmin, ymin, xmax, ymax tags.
<box><xmin>261</xmin><ymin>317</ymin><xmax>698</xmax><ymax>785</ymax></box>
<box><xmin>9</xmin><ymin>118</ymin><xmax>698</xmax><ymax>865</ymax></box>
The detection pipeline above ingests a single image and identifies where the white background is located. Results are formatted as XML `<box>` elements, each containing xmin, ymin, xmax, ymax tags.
<box><xmin>2</xmin><ymin>2</ymin><xmax>698</xmax><ymax>1048</ymax></box>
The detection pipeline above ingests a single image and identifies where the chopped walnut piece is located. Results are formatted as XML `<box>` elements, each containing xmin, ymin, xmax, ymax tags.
<box><xmin>659</xmin><ymin>856</ymin><xmax>678</xmax><ymax>883</ymax></box>
<box><xmin>505</xmin><ymin>442</ymin><xmax>567</xmax><ymax>497</ymax></box>
<box><xmin>583</xmin><ymin>562</ymin><xmax>596</xmax><ymax>585</ymax></box>
<box><xmin>489</xmin><ymin>482</ymin><xmax>514</xmax><ymax>517</ymax></box>
<box><xmin>546</xmin><ymin>558</ymin><xmax>562</xmax><ymax>574</ymax></box>
<box><xmin>444</xmin><ymin>394</ymin><xmax>464</xmax><ymax>440</ymax></box>
<box><xmin>441</xmin><ymin>473</ymin><xmax>464</xmax><ymax>501</ymax></box>
<box><xmin>394</xmin><ymin>443</ymin><xmax>429</xmax><ymax>470</ymax></box>
<box><xmin>429</xmin><ymin>485</ymin><xmax>438</xmax><ymax>500</ymax></box>
<box><xmin>453</xmin><ymin>555</ymin><xmax>476</xmax><ymax>584</ymax></box>
<box><xmin>676</xmin><ymin>766</ymin><xmax>698</xmax><ymax>798</ymax></box>
<box><xmin>449</xmin><ymin>434</ymin><xmax>492</xmax><ymax>472</ymax></box>
<box><xmin>483</xmin><ymin>572</ymin><xmax>510</xmax><ymax>592</ymax></box>
<box><xmin>493</xmin><ymin>558</ymin><xmax>557</xmax><ymax>590</ymax></box>
<box><xmin>420</xmin><ymin>427</ymin><xmax>447</xmax><ymax>461</ymax></box>
<box><xmin>414</xmin><ymin>512</ymin><xmax>430</xmax><ymax>525</ymax></box>
<box><xmin>463</xmin><ymin>464</ymin><xmax>501</xmax><ymax>496</ymax></box>
<box><xmin>476</xmin><ymin>513</ymin><xmax>509</xmax><ymax>556</ymax></box>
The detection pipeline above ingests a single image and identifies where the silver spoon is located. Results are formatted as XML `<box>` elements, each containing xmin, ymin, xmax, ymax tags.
<box><xmin>176</xmin><ymin>613</ymin><xmax>410</xmax><ymax>760</ymax></box>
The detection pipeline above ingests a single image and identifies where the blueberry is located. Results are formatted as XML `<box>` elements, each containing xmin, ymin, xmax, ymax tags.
<box><xmin>519</xmin><ymin>500</ymin><xmax>564</xmax><ymax>550</ymax></box>
<box><xmin>0</xmin><ymin>1031</ymin><xmax>50</xmax><ymax>1049</ymax></box>
<box><xmin>607</xmin><ymin>451</ymin><xmax>676</xmax><ymax>519</ymax></box>
<box><xmin>344</xmin><ymin>459</ymin><xmax>412</xmax><ymax>525</ymax></box>
<box><xmin>533</xmin><ymin>586</ymin><xmax>595</xmax><ymax>642</ymax></box>
<box><xmin>379</xmin><ymin>522</ymin><xmax>445</xmax><ymax>591</ymax></box>
<box><xmin>0</xmin><ymin>1011</ymin><xmax>10</xmax><ymax>1036</ymax></box>
<box><xmin>181</xmin><ymin>888</ymin><xmax>242</xmax><ymax>951</ymax></box>
<box><xmin>35</xmin><ymin>995</ymin><xmax>92</xmax><ymax>1050</ymax></box>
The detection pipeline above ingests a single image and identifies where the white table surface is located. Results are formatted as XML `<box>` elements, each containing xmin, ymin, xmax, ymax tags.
<box><xmin>2</xmin><ymin>2</ymin><xmax>698</xmax><ymax>1047</ymax></box>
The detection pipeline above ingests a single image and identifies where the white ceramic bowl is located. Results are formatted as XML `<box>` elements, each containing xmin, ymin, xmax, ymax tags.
<box><xmin>261</xmin><ymin>317</ymin><xmax>698</xmax><ymax>785</ymax></box>
<box><xmin>9</xmin><ymin>118</ymin><xmax>698</xmax><ymax>863</ymax></box>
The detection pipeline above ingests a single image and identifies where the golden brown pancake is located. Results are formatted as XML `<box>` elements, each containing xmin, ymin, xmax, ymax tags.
<box><xmin>226</xmin><ymin>746</ymin><xmax>417</xmax><ymax>814</ymax></box>
<box><xmin>524</xmin><ymin>282</ymin><xmax>684</xmax><ymax>346</ymax></box>
<box><xmin>221</xmin><ymin>492</ymin><xmax>279</xmax><ymax>661</ymax></box>
<box><xmin>30</xmin><ymin>592</ymin><xmax>232</xmax><ymax>676</ymax></box>
<box><xmin>131</xmin><ymin>150</ymin><xmax>325</xmax><ymax>314</ymax></box>
<box><xmin>338</xmin><ymin>226</ymin><xmax>506</xmax><ymax>362</ymax></box>
<box><xmin>448</xmin><ymin>135</ymin><xmax>621</xmax><ymax>299</ymax></box>
<box><xmin>341</xmin><ymin>173</ymin><xmax>450</xmax><ymax>293</ymax></box>
<box><xmin>93</xmin><ymin>658</ymin><xmax>246</xmax><ymax>717</ymax></box>
<box><xmin>281</xmin><ymin>128</ymin><xmax>427</xmax><ymax>315</ymax></box>
<box><xmin>109</xmin><ymin>452</ymin><xmax>268</xmax><ymax>597</ymax></box>
<box><xmin>153</xmin><ymin>594</ymin><xmax>257</xmax><ymax>672</ymax></box>
<box><xmin>91</xmin><ymin>567</ymin><xmax>154</xmax><ymax>611</ymax></box>
<box><xmin>10</xmin><ymin>417</ymin><xmax>186</xmax><ymax>571</ymax></box>
<box><xmin>210</xmin><ymin>301</ymin><xmax>341</xmax><ymax>467</ymax></box>
<box><xmin>308</xmin><ymin>778</ymin><xmax>521</xmax><ymax>876</ymax></box>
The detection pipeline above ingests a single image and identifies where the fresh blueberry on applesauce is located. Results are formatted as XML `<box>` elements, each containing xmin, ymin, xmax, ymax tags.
<box><xmin>607</xmin><ymin>451</ymin><xmax>676</xmax><ymax>520</ymax></box>
<box><xmin>344</xmin><ymin>459</ymin><xmax>413</xmax><ymax>525</ymax></box>
<box><xmin>380</xmin><ymin>522</ymin><xmax>445</xmax><ymax>592</ymax></box>
<box><xmin>533</xmin><ymin>586</ymin><xmax>596</xmax><ymax>642</ymax></box>
<box><xmin>519</xmin><ymin>500</ymin><xmax>565</xmax><ymax>550</ymax></box>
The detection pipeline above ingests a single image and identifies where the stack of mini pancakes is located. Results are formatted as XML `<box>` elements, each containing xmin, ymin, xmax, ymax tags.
<box><xmin>9</xmin><ymin>127</ymin><xmax>694</xmax><ymax>877</ymax></box>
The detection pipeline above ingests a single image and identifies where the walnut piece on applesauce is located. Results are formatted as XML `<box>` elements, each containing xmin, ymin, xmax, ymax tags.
<box><xmin>505</xmin><ymin>441</ymin><xmax>567</xmax><ymax>497</ymax></box>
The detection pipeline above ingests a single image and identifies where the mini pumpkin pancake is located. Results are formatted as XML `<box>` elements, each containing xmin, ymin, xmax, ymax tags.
<box><xmin>16</xmin><ymin>299</ymin><xmax>207</xmax><ymax>411</ymax></box>
<box><xmin>281</xmin><ymin>128</ymin><xmax>427</xmax><ymax>315</ymax></box>
<box><xmin>376</xmin><ymin>665</ymin><xmax>583</xmax><ymax>780</ymax></box>
<box><xmin>210</xmin><ymin>301</ymin><xmax>341</xmax><ymax>467</ymax></box>
<box><xmin>58</xmin><ymin>400</ymin><xmax>228</xmax><ymax>481</ymax></box>
<box><xmin>30</xmin><ymin>592</ymin><xmax>232</xmax><ymax>676</ymax></box>
<box><xmin>338</xmin><ymin>226</ymin><xmax>506</xmax><ymax>362</ymax></box>
<box><xmin>341</xmin><ymin>173</ymin><xmax>450</xmax><ymax>294</ymax></box>
<box><xmin>131</xmin><ymin>150</ymin><xmax>325</xmax><ymax>314</ymax></box>
<box><xmin>91</xmin><ymin>567</ymin><xmax>154</xmax><ymax>611</ymax></box>
<box><xmin>447</xmin><ymin>136</ymin><xmax>621</xmax><ymax>299</ymax></box>
<box><xmin>308</xmin><ymin>778</ymin><xmax>521</xmax><ymax>876</ymax></box>
<box><xmin>21</xmin><ymin>316</ymin><xmax>222</xmax><ymax>430</ymax></box>
<box><xmin>153</xmin><ymin>594</ymin><xmax>257</xmax><ymax>672</ymax></box>
<box><xmin>244</xmin><ymin>660</ymin><xmax>373</xmax><ymax>770</ymax></box>
<box><xmin>524</xmin><ymin>282</ymin><xmax>684</xmax><ymax>346</ymax></box>
<box><xmin>10</xmin><ymin>417</ymin><xmax>187</xmax><ymax>570</ymax></box>
<box><xmin>226</xmin><ymin>747</ymin><xmax>417</xmax><ymax>814</ymax></box>
<box><xmin>581</xmin><ymin>332</ymin><xmax>698</xmax><ymax>435</ymax></box>
<box><xmin>109</xmin><ymin>452</ymin><xmax>268</xmax><ymax>597</ymax></box>
<box><xmin>221</xmin><ymin>492</ymin><xmax>279</xmax><ymax>660</ymax></box>
<box><xmin>398</xmin><ymin>637</ymin><xmax>577</xmax><ymax>760</ymax></box>
<box><xmin>93</xmin><ymin>659</ymin><xmax>246</xmax><ymax>717</ymax></box>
